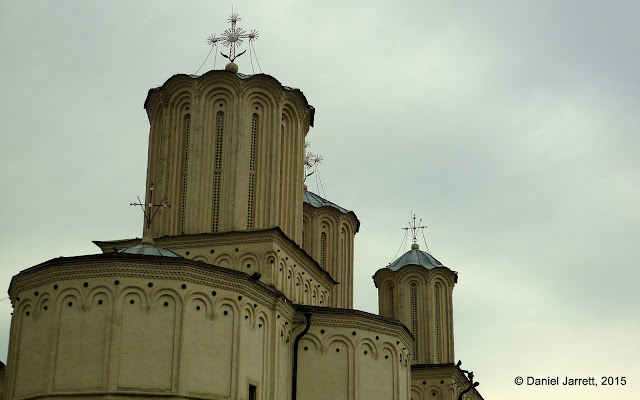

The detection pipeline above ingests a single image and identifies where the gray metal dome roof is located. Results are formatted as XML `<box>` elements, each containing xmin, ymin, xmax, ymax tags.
<box><xmin>117</xmin><ymin>244</ymin><xmax>182</xmax><ymax>258</ymax></box>
<box><xmin>303</xmin><ymin>190</ymin><xmax>360</xmax><ymax>232</ymax></box>
<box><xmin>387</xmin><ymin>245</ymin><xmax>444</xmax><ymax>271</ymax></box>
<box><xmin>303</xmin><ymin>190</ymin><xmax>352</xmax><ymax>214</ymax></box>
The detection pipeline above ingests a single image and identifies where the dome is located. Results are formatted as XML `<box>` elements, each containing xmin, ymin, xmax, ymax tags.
<box><xmin>386</xmin><ymin>244</ymin><xmax>444</xmax><ymax>271</ymax></box>
<box><xmin>303</xmin><ymin>190</ymin><xmax>360</xmax><ymax>231</ymax></box>
<box><xmin>303</xmin><ymin>190</ymin><xmax>352</xmax><ymax>214</ymax></box>
<box><xmin>117</xmin><ymin>244</ymin><xmax>182</xmax><ymax>258</ymax></box>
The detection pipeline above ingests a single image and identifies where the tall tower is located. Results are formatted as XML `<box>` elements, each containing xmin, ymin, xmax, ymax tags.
<box><xmin>143</xmin><ymin>71</ymin><xmax>313</xmax><ymax>244</ymax></box>
<box><xmin>373</xmin><ymin>235</ymin><xmax>457</xmax><ymax>365</ymax></box>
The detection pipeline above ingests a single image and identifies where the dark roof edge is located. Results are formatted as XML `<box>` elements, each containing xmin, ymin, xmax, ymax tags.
<box><xmin>93</xmin><ymin>226</ymin><xmax>337</xmax><ymax>285</ymax></box>
<box><xmin>295</xmin><ymin>304</ymin><xmax>413</xmax><ymax>339</ymax></box>
<box><xmin>303</xmin><ymin>190</ymin><xmax>360</xmax><ymax>232</ymax></box>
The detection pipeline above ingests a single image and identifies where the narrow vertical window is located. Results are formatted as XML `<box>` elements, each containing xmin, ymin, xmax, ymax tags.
<box><xmin>434</xmin><ymin>283</ymin><xmax>441</xmax><ymax>363</ymax></box>
<box><xmin>388</xmin><ymin>286</ymin><xmax>394</xmax><ymax>319</ymax></box>
<box><xmin>320</xmin><ymin>232</ymin><xmax>327</xmax><ymax>268</ymax></box>
<box><xmin>411</xmin><ymin>283</ymin><xmax>418</xmax><ymax>362</ymax></box>
<box><xmin>247</xmin><ymin>113</ymin><xmax>258</xmax><ymax>229</ymax></box>
<box><xmin>181</xmin><ymin>113</ymin><xmax>191</xmax><ymax>234</ymax></box>
<box><xmin>249</xmin><ymin>384</ymin><xmax>257</xmax><ymax>400</ymax></box>
<box><xmin>212</xmin><ymin>111</ymin><xmax>224</xmax><ymax>231</ymax></box>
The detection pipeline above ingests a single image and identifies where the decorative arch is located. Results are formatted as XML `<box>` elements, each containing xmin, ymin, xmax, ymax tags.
<box><xmin>357</xmin><ymin>338</ymin><xmax>378</xmax><ymax>359</ymax></box>
<box><xmin>213</xmin><ymin>254</ymin><xmax>234</xmax><ymax>269</ymax></box>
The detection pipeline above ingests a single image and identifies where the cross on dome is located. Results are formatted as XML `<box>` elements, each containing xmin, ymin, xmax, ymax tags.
<box><xmin>207</xmin><ymin>12</ymin><xmax>259</xmax><ymax>70</ymax></box>
<box><xmin>402</xmin><ymin>214</ymin><xmax>427</xmax><ymax>250</ymax></box>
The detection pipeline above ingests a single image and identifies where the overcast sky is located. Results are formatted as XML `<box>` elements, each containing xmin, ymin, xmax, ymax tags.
<box><xmin>1</xmin><ymin>1</ymin><xmax>639</xmax><ymax>398</ymax></box>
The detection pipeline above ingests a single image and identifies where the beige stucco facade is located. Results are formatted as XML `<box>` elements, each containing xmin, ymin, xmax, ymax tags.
<box><xmin>374</xmin><ymin>264</ymin><xmax>456</xmax><ymax>365</ymax></box>
<box><xmin>2</xmin><ymin>68</ymin><xmax>483</xmax><ymax>400</ymax></box>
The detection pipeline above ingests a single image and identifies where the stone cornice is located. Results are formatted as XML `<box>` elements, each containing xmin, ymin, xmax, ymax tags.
<box><xmin>8</xmin><ymin>253</ymin><xmax>295</xmax><ymax>312</ymax></box>
<box><xmin>144</xmin><ymin>71</ymin><xmax>314</xmax><ymax>127</ymax></box>
<box><xmin>93</xmin><ymin>227</ymin><xmax>337</xmax><ymax>287</ymax></box>
<box><xmin>295</xmin><ymin>305</ymin><xmax>413</xmax><ymax>344</ymax></box>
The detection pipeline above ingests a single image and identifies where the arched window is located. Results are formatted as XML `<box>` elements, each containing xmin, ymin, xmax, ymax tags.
<box><xmin>212</xmin><ymin>111</ymin><xmax>224</xmax><ymax>231</ymax></box>
<box><xmin>247</xmin><ymin>113</ymin><xmax>258</xmax><ymax>229</ymax></box>
<box><xmin>434</xmin><ymin>283</ymin><xmax>442</xmax><ymax>363</ymax></box>
<box><xmin>181</xmin><ymin>113</ymin><xmax>191</xmax><ymax>234</ymax></box>
<box><xmin>320</xmin><ymin>232</ymin><xmax>327</xmax><ymax>268</ymax></box>
<box><xmin>411</xmin><ymin>282</ymin><xmax>418</xmax><ymax>362</ymax></box>
<box><xmin>388</xmin><ymin>285</ymin><xmax>395</xmax><ymax>319</ymax></box>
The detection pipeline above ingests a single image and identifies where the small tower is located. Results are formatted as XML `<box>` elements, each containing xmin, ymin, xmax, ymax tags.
<box><xmin>373</xmin><ymin>221</ymin><xmax>457</xmax><ymax>365</ymax></box>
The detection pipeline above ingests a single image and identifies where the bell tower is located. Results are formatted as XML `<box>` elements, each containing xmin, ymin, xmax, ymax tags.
<box><xmin>373</xmin><ymin>218</ymin><xmax>457</xmax><ymax>365</ymax></box>
<box><xmin>142</xmin><ymin>71</ymin><xmax>313</xmax><ymax>244</ymax></box>
<box><xmin>141</xmin><ymin>14</ymin><xmax>314</xmax><ymax>244</ymax></box>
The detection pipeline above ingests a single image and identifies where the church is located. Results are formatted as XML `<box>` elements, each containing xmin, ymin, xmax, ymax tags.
<box><xmin>0</xmin><ymin>14</ymin><xmax>483</xmax><ymax>400</ymax></box>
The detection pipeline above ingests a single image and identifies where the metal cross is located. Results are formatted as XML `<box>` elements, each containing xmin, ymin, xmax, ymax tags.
<box><xmin>304</xmin><ymin>141</ymin><xmax>323</xmax><ymax>182</ymax></box>
<box><xmin>402</xmin><ymin>214</ymin><xmax>427</xmax><ymax>245</ymax></box>
<box><xmin>130</xmin><ymin>183</ymin><xmax>171</xmax><ymax>230</ymax></box>
<box><xmin>208</xmin><ymin>13</ymin><xmax>259</xmax><ymax>63</ymax></box>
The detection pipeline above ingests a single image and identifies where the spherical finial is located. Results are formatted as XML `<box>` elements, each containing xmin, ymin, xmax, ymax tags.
<box><xmin>411</xmin><ymin>243</ymin><xmax>419</xmax><ymax>250</ymax></box>
<box><xmin>225</xmin><ymin>62</ymin><xmax>239</xmax><ymax>73</ymax></box>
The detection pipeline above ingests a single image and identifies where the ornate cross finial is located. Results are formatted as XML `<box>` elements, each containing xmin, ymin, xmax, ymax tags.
<box><xmin>130</xmin><ymin>183</ymin><xmax>171</xmax><ymax>231</ymax></box>
<box><xmin>207</xmin><ymin>13</ymin><xmax>259</xmax><ymax>65</ymax></box>
<box><xmin>304</xmin><ymin>141</ymin><xmax>323</xmax><ymax>182</ymax></box>
<box><xmin>402</xmin><ymin>214</ymin><xmax>427</xmax><ymax>245</ymax></box>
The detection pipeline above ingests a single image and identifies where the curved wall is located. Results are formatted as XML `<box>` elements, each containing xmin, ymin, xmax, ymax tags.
<box><xmin>295</xmin><ymin>310</ymin><xmax>413</xmax><ymax>400</ymax></box>
<box><xmin>143</xmin><ymin>72</ymin><xmax>313</xmax><ymax>244</ymax></box>
<box><xmin>302</xmin><ymin>203</ymin><xmax>358</xmax><ymax>308</ymax></box>
<box><xmin>5</xmin><ymin>256</ymin><xmax>295</xmax><ymax>400</ymax></box>
<box><xmin>5</xmin><ymin>255</ymin><xmax>413</xmax><ymax>400</ymax></box>
<box><xmin>374</xmin><ymin>266</ymin><xmax>457</xmax><ymax>365</ymax></box>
